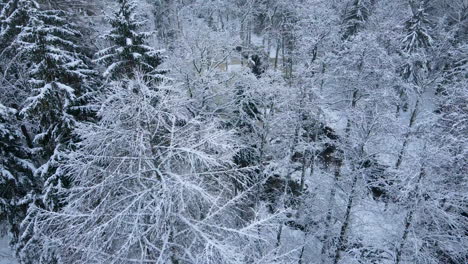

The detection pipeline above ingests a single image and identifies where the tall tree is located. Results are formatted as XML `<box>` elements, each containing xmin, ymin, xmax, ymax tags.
<box><xmin>32</xmin><ymin>76</ymin><xmax>286</xmax><ymax>263</ymax></box>
<box><xmin>342</xmin><ymin>0</ymin><xmax>373</xmax><ymax>40</ymax></box>
<box><xmin>0</xmin><ymin>0</ymin><xmax>30</xmax><ymax>56</ymax></box>
<box><xmin>0</xmin><ymin>103</ymin><xmax>35</xmax><ymax>247</ymax></box>
<box><xmin>16</xmin><ymin>4</ymin><xmax>96</xmax><ymax>208</ymax></box>
<box><xmin>0</xmin><ymin>0</ymin><xmax>33</xmax><ymax>107</ymax></box>
<box><xmin>395</xmin><ymin>0</ymin><xmax>433</xmax><ymax>118</ymax></box>
<box><xmin>95</xmin><ymin>0</ymin><xmax>167</xmax><ymax>79</ymax></box>
<box><xmin>11</xmin><ymin>3</ymin><xmax>97</xmax><ymax>263</ymax></box>
<box><xmin>402</xmin><ymin>0</ymin><xmax>433</xmax><ymax>54</ymax></box>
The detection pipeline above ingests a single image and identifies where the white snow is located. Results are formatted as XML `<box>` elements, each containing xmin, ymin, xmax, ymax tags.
<box><xmin>126</xmin><ymin>37</ymin><xmax>133</xmax><ymax>45</ymax></box>
<box><xmin>0</xmin><ymin>236</ymin><xmax>17</xmax><ymax>264</ymax></box>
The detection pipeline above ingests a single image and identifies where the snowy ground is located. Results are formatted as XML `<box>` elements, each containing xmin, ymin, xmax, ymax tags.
<box><xmin>0</xmin><ymin>236</ymin><xmax>17</xmax><ymax>264</ymax></box>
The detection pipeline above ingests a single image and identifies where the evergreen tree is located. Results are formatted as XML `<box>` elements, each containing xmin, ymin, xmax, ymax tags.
<box><xmin>342</xmin><ymin>0</ymin><xmax>372</xmax><ymax>40</ymax></box>
<box><xmin>16</xmin><ymin>4</ymin><xmax>96</xmax><ymax>207</ymax></box>
<box><xmin>95</xmin><ymin>0</ymin><xmax>167</xmax><ymax>79</ymax></box>
<box><xmin>400</xmin><ymin>0</ymin><xmax>433</xmax><ymax>84</ymax></box>
<box><xmin>0</xmin><ymin>0</ymin><xmax>32</xmax><ymax>104</ymax></box>
<box><xmin>395</xmin><ymin>0</ymin><xmax>433</xmax><ymax>116</ymax></box>
<box><xmin>11</xmin><ymin>4</ymin><xmax>96</xmax><ymax>263</ymax></box>
<box><xmin>402</xmin><ymin>0</ymin><xmax>433</xmax><ymax>54</ymax></box>
<box><xmin>0</xmin><ymin>0</ymin><xmax>31</xmax><ymax>56</ymax></box>
<box><xmin>0</xmin><ymin>103</ymin><xmax>35</xmax><ymax>247</ymax></box>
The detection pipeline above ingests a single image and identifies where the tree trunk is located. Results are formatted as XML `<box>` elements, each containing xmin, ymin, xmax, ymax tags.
<box><xmin>320</xmin><ymin>63</ymin><xmax>326</xmax><ymax>92</ymax></box>
<box><xmin>333</xmin><ymin>173</ymin><xmax>359</xmax><ymax>264</ymax></box>
<box><xmin>395</xmin><ymin>165</ymin><xmax>425</xmax><ymax>264</ymax></box>
<box><xmin>276</xmin><ymin>223</ymin><xmax>283</xmax><ymax>248</ymax></box>
<box><xmin>321</xmin><ymin>166</ymin><xmax>341</xmax><ymax>262</ymax></box>
<box><xmin>274</xmin><ymin>38</ymin><xmax>280</xmax><ymax>70</ymax></box>
<box><xmin>298</xmin><ymin>225</ymin><xmax>309</xmax><ymax>264</ymax></box>
<box><xmin>281</xmin><ymin>34</ymin><xmax>286</xmax><ymax>71</ymax></box>
<box><xmin>345</xmin><ymin>89</ymin><xmax>359</xmax><ymax>137</ymax></box>
<box><xmin>395</xmin><ymin>99</ymin><xmax>420</xmax><ymax>169</ymax></box>
<box><xmin>20</xmin><ymin>124</ymin><xmax>33</xmax><ymax>149</ymax></box>
<box><xmin>299</xmin><ymin>151</ymin><xmax>308</xmax><ymax>193</ymax></box>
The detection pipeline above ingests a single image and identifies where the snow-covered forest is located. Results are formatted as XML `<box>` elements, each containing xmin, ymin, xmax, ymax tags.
<box><xmin>0</xmin><ymin>0</ymin><xmax>466</xmax><ymax>263</ymax></box>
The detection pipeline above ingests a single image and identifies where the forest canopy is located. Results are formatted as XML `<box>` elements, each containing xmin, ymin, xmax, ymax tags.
<box><xmin>0</xmin><ymin>0</ymin><xmax>466</xmax><ymax>263</ymax></box>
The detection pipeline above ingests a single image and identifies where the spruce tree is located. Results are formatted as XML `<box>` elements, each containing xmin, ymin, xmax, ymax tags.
<box><xmin>342</xmin><ymin>0</ymin><xmax>372</xmax><ymax>40</ymax></box>
<box><xmin>12</xmin><ymin>4</ymin><xmax>96</xmax><ymax>263</ymax></box>
<box><xmin>400</xmin><ymin>0</ymin><xmax>433</xmax><ymax>84</ymax></box>
<box><xmin>0</xmin><ymin>103</ymin><xmax>35</xmax><ymax>246</ymax></box>
<box><xmin>0</xmin><ymin>0</ymin><xmax>32</xmax><ymax>101</ymax></box>
<box><xmin>402</xmin><ymin>0</ymin><xmax>433</xmax><ymax>54</ymax></box>
<box><xmin>395</xmin><ymin>0</ymin><xmax>433</xmax><ymax>115</ymax></box>
<box><xmin>95</xmin><ymin>0</ymin><xmax>167</xmax><ymax>79</ymax></box>
<box><xmin>17</xmin><ymin>5</ymin><xmax>96</xmax><ymax>206</ymax></box>
<box><xmin>0</xmin><ymin>0</ymin><xmax>31</xmax><ymax>55</ymax></box>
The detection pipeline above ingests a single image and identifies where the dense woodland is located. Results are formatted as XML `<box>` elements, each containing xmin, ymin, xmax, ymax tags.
<box><xmin>0</xmin><ymin>0</ymin><xmax>467</xmax><ymax>263</ymax></box>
